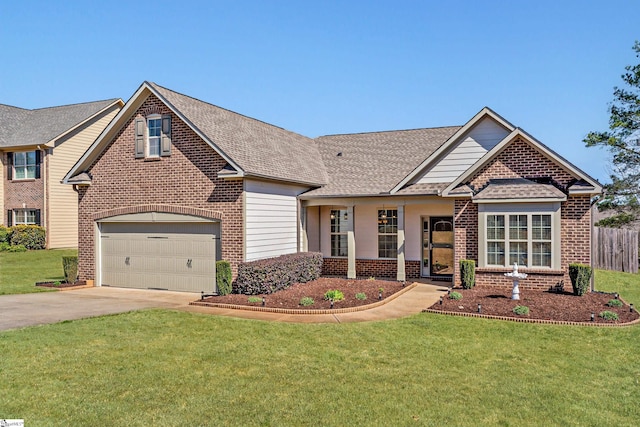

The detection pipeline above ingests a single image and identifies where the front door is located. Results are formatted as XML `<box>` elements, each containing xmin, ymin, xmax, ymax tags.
<box><xmin>430</xmin><ymin>217</ymin><xmax>454</xmax><ymax>278</ymax></box>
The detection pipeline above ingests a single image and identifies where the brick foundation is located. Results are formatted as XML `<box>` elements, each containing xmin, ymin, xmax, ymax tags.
<box><xmin>322</xmin><ymin>258</ymin><xmax>421</xmax><ymax>280</ymax></box>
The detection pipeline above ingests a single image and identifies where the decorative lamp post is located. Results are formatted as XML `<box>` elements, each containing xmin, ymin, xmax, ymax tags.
<box><xmin>504</xmin><ymin>263</ymin><xmax>527</xmax><ymax>300</ymax></box>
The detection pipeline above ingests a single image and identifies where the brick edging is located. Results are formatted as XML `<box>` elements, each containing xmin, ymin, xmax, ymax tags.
<box><xmin>189</xmin><ymin>282</ymin><xmax>418</xmax><ymax>314</ymax></box>
<box><xmin>422</xmin><ymin>308</ymin><xmax>640</xmax><ymax>327</ymax></box>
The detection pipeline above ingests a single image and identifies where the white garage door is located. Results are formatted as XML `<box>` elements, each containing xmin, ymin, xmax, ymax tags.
<box><xmin>99</xmin><ymin>219</ymin><xmax>219</xmax><ymax>293</ymax></box>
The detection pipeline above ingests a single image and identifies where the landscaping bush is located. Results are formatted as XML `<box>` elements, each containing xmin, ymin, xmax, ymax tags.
<box><xmin>607</xmin><ymin>299</ymin><xmax>623</xmax><ymax>308</ymax></box>
<box><xmin>247</xmin><ymin>296</ymin><xmax>262</xmax><ymax>304</ymax></box>
<box><xmin>568</xmin><ymin>263</ymin><xmax>592</xmax><ymax>296</ymax></box>
<box><xmin>233</xmin><ymin>252</ymin><xmax>323</xmax><ymax>295</ymax></box>
<box><xmin>299</xmin><ymin>297</ymin><xmax>314</xmax><ymax>307</ymax></box>
<box><xmin>599</xmin><ymin>311</ymin><xmax>619</xmax><ymax>321</ymax></box>
<box><xmin>355</xmin><ymin>292</ymin><xmax>367</xmax><ymax>301</ymax></box>
<box><xmin>460</xmin><ymin>259</ymin><xmax>476</xmax><ymax>289</ymax></box>
<box><xmin>62</xmin><ymin>256</ymin><xmax>78</xmax><ymax>284</ymax></box>
<box><xmin>449</xmin><ymin>291</ymin><xmax>463</xmax><ymax>301</ymax></box>
<box><xmin>324</xmin><ymin>290</ymin><xmax>344</xmax><ymax>301</ymax></box>
<box><xmin>0</xmin><ymin>225</ymin><xmax>11</xmax><ymax>243</ymax></box>
<box><xmin>0</xmin><ymin>242</ymin><xmax>26</xmax><ymax>252</ymax></box>
<box><xmin>513</xmin><ymin>305</ymin><xmax>530</xmax><ymax>316</ymax></box>
<box><xmin>216</xmin><ymin>260</ymin><xmax>232</xmax><ymax>296</ymax></box>
<box><xmin>10</xmin><ymin>225</ymin><xmax>46</xmax><ymax>250</ymax></box>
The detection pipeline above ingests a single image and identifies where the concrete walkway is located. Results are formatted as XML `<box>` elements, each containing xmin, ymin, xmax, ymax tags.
<box><xmin>0</xmin><ymin>282</ymin><xmax>448</xmax><ymax>330</ymax></box>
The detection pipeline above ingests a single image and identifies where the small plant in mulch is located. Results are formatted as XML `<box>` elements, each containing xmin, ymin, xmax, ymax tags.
<box><xmin>247</xmin><ymin>296</ymin><xmax>262</xmax><ymax>304</ymax></box>
<box><xmin>607</xmin><ymin>299</ymin><xmax>623</xmax><ymax>308</ymax></box>
<box><xmin>355</xmin><ymin>292</ymin><xmax>367</xmax><ymax>301</ymax></box>
<box><xmin>53</xmin><ymin>281</ymin><xmax>62</xmax><ymax>286</ymax></box>
<box><xmin>449</xmin><ymin>291</ymin><xmax>463</xmax><ymax>301</ymax></box>
<box><xmin>299</xmin><ymin>297</ymin><xmax>314</xmax><ymax>307</ymax></box>
<box><xmin>599</xmin><ymin>311</ymin><xmax>619</xmax><ymax>321</ymax></box>
<box><xmin>513</xmin><ymin>305</ymin><xmax>530</xmax><ymax>316</ymax></box>
<box><xmin>324</xmin><ymin>290</ymin><xmax>344</xmax><ymax>302</ymax></box>
<box><xmin>367</xmin><ymin>276</ymin><xmax>376</xmax><ymax>281</ymax></box>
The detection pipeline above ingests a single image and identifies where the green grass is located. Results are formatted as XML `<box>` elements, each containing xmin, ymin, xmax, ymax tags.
<box><xmin>1</xmin><ymin>310</ymin><xmax>639</xmax><ymax>426</ymax></box>
<box><xmin>0</xmin><ymin>249</ymin><xmax>78</xmax><ymax>295</ymax></box>
<box><xmin>595</xmin><ymin>269</ymin><xmax>640</xmax><ymax>305</ymax></box>
<box><xmin>0</xmin><ymin>267</ymin><xmax>638</xmax><ymax>425</ymax></box>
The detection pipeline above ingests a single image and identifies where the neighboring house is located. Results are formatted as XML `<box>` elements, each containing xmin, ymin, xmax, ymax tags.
<box><xmin>64</xmin><ymin>81</ymin><xmax>601</xmax><ymax>293</ymax></box>
<box><xmin>1</xmin><ymin>99</ymin><xmax>123</xmax><ymax>248</ymax></box>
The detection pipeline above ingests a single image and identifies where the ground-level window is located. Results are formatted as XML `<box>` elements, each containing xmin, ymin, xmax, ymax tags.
<box><xmin>10</xmin><ymin>209</ymin><xmax>40</xmax><ymax>226</ymax></box>
<box><xmin>484</xmin><ymin>213</ymin><xmax>553</xmax><ymax>268</ymax></box>
<box><xmin>378</xmin><ymin>209</ymin><xmax>397</xmax><ymax>258</ymax></box>
<box><xmin>330</xmin><ymin>209</ymin><xmax>348</xmax><ymax>257</ymax></box>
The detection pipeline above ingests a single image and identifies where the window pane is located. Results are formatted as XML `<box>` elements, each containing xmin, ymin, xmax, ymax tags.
<box><xmin>509</xmin><ymin>215</ymin><xmax>527</xmax><ymax>240</ymax></box>
<box><xmin>532</xmin><ymin>214</ymin><xmax>552</xmax><ymax>241</ymax></box>
<box><xmin>532</xmin><ymin>242</ymin><xmax>552</xmax><ymax>267</ymax></box>
<box><xmin>487</xmin><ymin>241</ymin><xmax>505</xmax><ymax>266</ymax></box>
<box><xmin>509</xmin><ymin>242</ymin><xmax>528</xmax><ymax>266</ymax></box>
<box><xmin>378</xmin><ymin>234</ymin><xmax>397</xmax><ymax>258</ymax></box>
<box><xmin>331</xmin><ymin>234</ymin><xmax>348</xmax><ymax>257</ymax></box>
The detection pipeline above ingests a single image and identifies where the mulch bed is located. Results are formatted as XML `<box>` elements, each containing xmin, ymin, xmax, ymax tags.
<box><xmin>427</xmin><ymin>287</ymin><xmax>639</xmax><ymax>324</ymax></box>
<box><xmin>35</xmin><ymin>280</ymin><xmax>88</xmax><ymax>289</ymax></box>
<box><xmin>201</xmin><ymin>277</ymin><xmax>407</xmax><ymax>310</ymax></box>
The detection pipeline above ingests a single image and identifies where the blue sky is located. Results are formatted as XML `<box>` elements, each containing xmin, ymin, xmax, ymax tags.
<box><xmin>1</xmin><ymin>1</ymin><xmax>638</xmax><ymax>183</ymax></box>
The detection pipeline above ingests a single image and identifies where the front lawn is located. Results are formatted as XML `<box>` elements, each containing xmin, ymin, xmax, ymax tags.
<box><xmin>0</xmin><ymin>249</ymin><xmax>78</xmax><ymax>295</ymax></box>
<box><xmin>0</xmin><ymin>270</ymin><xmax>639</xmax><ymax>426</ymax></box>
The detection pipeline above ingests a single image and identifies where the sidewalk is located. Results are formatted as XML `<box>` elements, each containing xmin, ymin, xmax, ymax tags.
<box><xmin>182</xmin><ymin>281</ymin><xmax>449</xmax><ymax>323</ymax></box>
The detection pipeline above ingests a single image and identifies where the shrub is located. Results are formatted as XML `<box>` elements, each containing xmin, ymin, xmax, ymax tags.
<box><xmin>568</xmin><ymin>263</ymin><xmax>592</xmax><ymax>296</ymax></box>
<box><xmin>449</xmin><ymin>291</ymin><xmax>463</xmax><ymax>300</ymax></box>
<box><xmin>0</xmin><ymin>225</ymin><xmax>11</xmax><ymax>243</ymax></box>
<box><xmin>324</xmin><ymin>290</ymin><xmax>344</xmax><ymax>301</ymax></box>
<box><xmin>10</xmin><ymin>225</ymin><xmax>46</xmax><ymax>250</ymax></box>
<box><xmin>0</xmin><ymin>243</ymin><xmax>26</xmax><ymax>252</ymax></box>
<box><xmin>247</xmin><ymin>296</ymin><xmax>262</xmax><ymax>303</ymax></box>
<box><xmin>233</xmin><ymin>252</ymin><xmax>323</xmax><ymax>295</ymax></box>
<box><xmin>62</xmin><ymin>256</ymin><xmax>78</xmax><ymax>284</ymax></box>
<box><xmin>215</xmin><ymin>260</ymin><xmax>232</xmax><ymax>295</ymax></box>
<box><xmin>607</xmin><ymin>299</ymin><xmax>623</xmax><ymax>308</ymax></box>
<box><xmin>355</xmin><ymin>292</ymin><xmax>367</xmax><ymax>301</ymax></box>
<box><xmin>299</xmin><ymin>297</ymin><xmax>314</xmax><ymax>307</ymax></box>
<box><xmin>599</xmin><ymin>311</ymin><xmax>619</xmax><ymax>321</ymax></box>
<box><xmin>460</xmin><ymin>259</ymin><xmax>476</xmax><ymax>289</ymax></box>
<box><xmin>513</xmin><ymin>305</ymin><xmax>530</xmax><ymax>316</ymax></box>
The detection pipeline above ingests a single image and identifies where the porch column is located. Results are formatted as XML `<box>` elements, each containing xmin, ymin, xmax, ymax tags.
<box><xmin>397</xmin><ymin>204</ymin><xmax>406</xmax><ymax>282</ymax></box>
<box><xmin>300</xmin><ymin>206</ymin><xmax>308</xmax><ymax>252</ymax></box>
<box><xmin>347</xmin><ymin>205</ymin><xmax>356</xmax><ymax>279</ymax></box>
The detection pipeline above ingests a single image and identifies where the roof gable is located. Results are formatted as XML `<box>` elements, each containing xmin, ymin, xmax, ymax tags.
<box><xmin>65</xmin><ymin>82</ymin><xmax>327</xmax><ymax>186</ymax></box>
<box><xmin>0</xmin><ymin>99</ymin><xmax>122</xmax><ymax>149</ymax></box>
<box><xmin>442</xmin><ymin>128</ymin><xmax>602</xmax><ymax>197</ymax></box>
<box><xmin>390</xmin><ymin>107</ymin><xmax>515</xmax><ymax>194</ymax></box>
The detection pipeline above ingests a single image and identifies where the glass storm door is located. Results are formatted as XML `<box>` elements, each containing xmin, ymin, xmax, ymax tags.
<box><xmin>430</xmin><ymin>217</ymin><xmax>454</xmax><ymax>277</ymax></box>
<box><xmin>421</xmin><ymin>218</ymin><xmax>429</xmax><ymax>276</ymax></box>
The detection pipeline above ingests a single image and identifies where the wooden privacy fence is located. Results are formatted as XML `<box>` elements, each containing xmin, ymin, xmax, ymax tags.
<box><xmin>593</xmin><ymin>227</ymin><xmax>639</xmax><ymax>273</ymax></box>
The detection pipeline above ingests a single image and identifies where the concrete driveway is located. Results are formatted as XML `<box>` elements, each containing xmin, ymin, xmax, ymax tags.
<box><xmin>0</xmin><ymin>287</ymin><xmax>199</xmax><ymax>331</ymax></box>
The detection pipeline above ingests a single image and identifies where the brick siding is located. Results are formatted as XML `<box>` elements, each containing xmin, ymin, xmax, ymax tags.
<box><xmin>453</xmin><ymin>137</ymin><xmax>593</xmax><ymax>290</ymax></box>
<box><xmin>77</xmin><ymin>94</ymin><xmax>243</xmax><ymax>281</ymax></box>
<box><xmin>322</xmin><ymin>258</ymin><xmax>421</xmax><ymax>280</ymax></box>
<box><xmin>3</xmin><ymin>151</ymin><xmax>45</xmax><ymax>226</ymax></box>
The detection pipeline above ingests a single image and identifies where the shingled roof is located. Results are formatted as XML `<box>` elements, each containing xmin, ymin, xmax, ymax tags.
<box><xmin>473</xmin><ymin>178</ymin><xmax>567</xmax><ymax>201</ymax></box>
<box><xmin>301</xmin><ymin>126</ymin><xmax>460</xmax><ymax>197</ymax></box>
<box><xmin>0</xmin><ymin>99</ymin><xmax>120</xmax><ymax>148</ymax></box>
<box><xmin>149</xmin><ymin>83</ymin><xmax>328</xmax><ymax>186</ymax></box>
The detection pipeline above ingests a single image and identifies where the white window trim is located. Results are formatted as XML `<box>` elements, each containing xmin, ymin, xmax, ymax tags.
<box><xmin>378</xmin><ymin>208</ymin><xmax>398</xmax><ymax>259</ymax></box>
<box><xmin>330</xmin><ymin>209</ymin><xmax>348</xmax><ymax>257</ymax></box>
<box><xmin>146</xmin><ymin>114</ymin><xmax>162</xmax><ymax>158</ymax></box>
<box><xmin>13</xmin><ymin>209</ymin><xmax>37</xmax><ymax>225</ymax></box>
<box><xmin>478</xmin><ymin>203</ymin><xmax>561</xmax><ymax>269</ymax></box>
<box><xmin>13</xmin><ymin>151</ymin><xmax>37</xmax><ymax>180</ymax></box>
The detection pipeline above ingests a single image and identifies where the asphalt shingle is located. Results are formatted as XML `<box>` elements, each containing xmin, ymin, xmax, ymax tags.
<box><xmin>0</xmin><ymin>99</ymin><xmax>119</xmax><ymax>148</ymax></box>
<box><xmin>302</xmin><ymin>126</ymin><xmax>460</xmax><ymax>197</ymax></box>
<box><xmin>473</xmin><ymin>178</ymin><xmax>566</xmax><ymax>200</ymax></box>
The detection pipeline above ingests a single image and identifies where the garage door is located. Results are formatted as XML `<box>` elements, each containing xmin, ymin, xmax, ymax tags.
<box><xmin>100</xmin><ymin>220</ymin><xmax>219</xmax><ymax>293</ymax></box>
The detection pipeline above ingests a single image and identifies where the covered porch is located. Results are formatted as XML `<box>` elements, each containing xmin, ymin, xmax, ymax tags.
<box><xmin>300</xmin><ymin>196</ymin><xmax>455</xmax><ymax>282</ymax></box>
